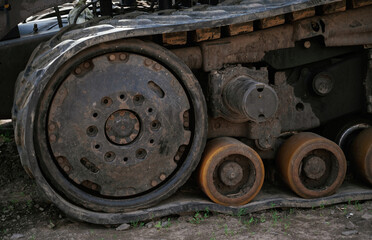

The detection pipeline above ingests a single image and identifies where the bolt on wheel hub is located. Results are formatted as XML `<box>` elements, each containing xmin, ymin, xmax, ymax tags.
<box><xmin>105</xmin><ymin>110</ymin><xmax>140</xmax><ymax>145</ymax></box>
<box><xmin>219</xmin><ymin>161</ymin><xmax>244</xmax><ymax>186</ymax></box>
<box><xmin>302</xmin><ymin>156</ymin><xmax>326</xmax><ymax>180</ymax></box>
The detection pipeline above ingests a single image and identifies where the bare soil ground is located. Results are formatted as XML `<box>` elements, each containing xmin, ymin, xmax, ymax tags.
<box><xmin>1</xmin><ymin>120</ymin><xmax>372</xmax><ymax>240</ymax></box>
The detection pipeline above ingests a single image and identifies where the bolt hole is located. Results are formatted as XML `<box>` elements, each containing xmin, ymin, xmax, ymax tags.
<box><xmin>123</xmin><ymin>157</ymin><xmax>128</xmax><ymax>162</ymax></box>
<box><xmin>150</xmin><ymin>139</ymin><xmax>154</xmax><ymax>144</ymax></box>
<box><xmin>95</xmin><ymin>144</ymin><xmax>100</xmax><ymax>149</ymax></box>
<box><xmin>257</xmin><ymin>87</ymin><xmax>264</xmax><ymax>92</ymax></box>
<box><xmin>101</xmin><ymin>97</ymin><xmax>112</xmax><ymax>107</ymax></box>
<box><xmin>93</xmin><ymin>113</ymin><xmax>98</xmax><ymax>118</ymax></box>
<box><xmin>136</xmin><ymin>148</ymin><xmax>147</xmax><ymax>159</ymax></box>
<box><xmin>86</xmin><ymin>126</ymin><xmax>98</xmax><ymax>137</ymax></box>
<box><xmin>151</xmin><ymin>120</ymin><xmax>161</xmax><ymax>131</ymax></box>
<box><xmin>104</xmin><ymin>152</ymin><xmax>115</xmax><ymax>162</ymax></box>
<box><xmin>148</xmin><ymin>108</ymin><xmax>153</xmax><ymax>113</ymax></box>
<box><xmin>119</xmin><ymin>94</ymin><xmax>125</xmax><ymax>100</ymax></box>
<box><xmin>80</xmin><ymin>158</ymin><xmax>99</xmax><ymax>173</ymax></box>
<box><xmin>296</xmin><ymin>103</ymin><xmax>305</xmax><ymax>112</ymax></box>
<box><xmin>133</xmin><ymin>94</ymin><xmax>144</xmax><ymax>105</ymax></box>
<box><xmin>311</xmin><ymin>22</ymin><xmax>320</xmax><ymax>32</ymax></box>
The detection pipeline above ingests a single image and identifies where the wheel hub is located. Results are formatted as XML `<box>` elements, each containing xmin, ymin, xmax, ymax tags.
<box><xmin>105</xmin><ymin>110</ymin><xmax>140</xmax><ymax>145</ymax></box>
<box><xmin>302</xmin><ymin>156</ymin><xmax>326</xmax><ymax>180</ymax></box>
<box><xmin>219</xmin><ymin>161</ymin><xmax>243</xmax><ymax>186</ymax></box>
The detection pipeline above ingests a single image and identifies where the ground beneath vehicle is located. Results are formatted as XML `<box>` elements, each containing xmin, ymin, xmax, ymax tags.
<box><xmin>1</xmin><ymin>0</ymin><xmax>372</xmax><ymax>224</ymax></box>
<box><xmin>0</xmin><ymin>130</ymin><xmax>372</xmax><ymax>239</ymax></box>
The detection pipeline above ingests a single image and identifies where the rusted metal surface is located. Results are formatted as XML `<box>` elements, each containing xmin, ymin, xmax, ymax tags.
<box><xmin>162</xmin><ymin>32</ymin><xmax>187</xmax><ymax>45</ymax></box>
<box><xmin>222</xmin><ymin>76</ymin><xmax>278</xmax><ymax>122</ymax></box>
<box><xmin>320</xmin><ymin>0</ymin><xmax>346</xmax><ymax>14</ymax></box>
<box><xmin>1</xmin><ymin>0</ymin><xmax>341</xmax><ymax>41</ymax></box>
<box><xmin>193</xmin><ymin>27</ymin><xmax>221</xmax><ymax>42</ymax></box>
<box><xmin>200</xmin><ymin>25</ymin><xmax>294</xmax><ymax>71</ymax></box>
<box><xmin>350</xmin><ymin>128</ymin><xmax>372</xmax><ymax>185</ymax></box>
<box><xmin>276</xmin><ymin>133</ymin><xmax>347</xmax><ymax>199</ymax></box>
<box><xmin>46</xmin><ymin>51</ymin><xmax>193</xmax><ymax>199</ymax></box>
<box><xmin>171</xmin><ymin>47</ymin><xmax>202</xmax><ymax>70</ymax></box>
<box><xmin>208</xmin><ymin>66</ymin><xmax>270</xmax><ymax>123</ymax></box>
<box><xmin>366</xmin><ymin>49</ymin><xmax>372</xmax><ymax>113</ymax></box>
<box><xmin>293</xmin><ymin>6</ymin><xmax>372</xmax><ymax>46</ymax></box>
<box><xmin>207</xmin><ymin>118</ymin><xmax>252</xmax><ymax>141</ymax></box>
<box><xmin>15</xmin><ymin>39</ymin><xmax>207</xmax><ymax>213</ymax></box>
<box><xmin>198</xmin><ymin>137</ymin><xmax>264</xmax><ymax>206</ymax></box>
<box><xmin>288</xmin><ymin>8</ymin><xmax>315</xmax><ymax>21</ymax></box>
<box><xmin>208</xmin><ymin>65</ymin><xmax>279</xmax><ymax>124</ymax></box>
<box><xmin>226</xmin><ymin>22</ymin><xmax>253</xmax><ymax>36</ymax></box>
<box><xmin>0</xmin><ymin>1</ymin><xmax>371</xmax><ymax>119</ymax></box>
<box><xmin>3</xmin><ymin>3</ymin><xmax>371</xmax><ymax>119</ymax></box>
<box><xmin>302</xmin><ymin>156</ymin><xmax>327</xmax><ymax>180</ymax></box>
<box><xmin>8</xmin><ymin>0</ymin><xmax>372</xmax><ymax>225</ymax></box>
<box><xmin>349</xmin><ymin>0</ymin><xmax>372</xmax><ymax>8</ymax></box>
<box><xmin>258</xmin><ymin>15</ymin><xmax>285</xmax><ymax>29</ymax></box>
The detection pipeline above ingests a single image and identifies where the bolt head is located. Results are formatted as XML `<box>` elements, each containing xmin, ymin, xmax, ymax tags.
<box><xmin>151</xmin><ymin>180</ymin><xmax>157</xmax><ymax>187</ymax></box>
<box><xmin>119</xmin><ymin>53</ymin><xmax>127</xmax><ymax>61</ymax></box>
<box><xmin>109</xmin><ymin>54</ymin><xmax>116</xmax><ymax>61</ymax></box>
<box><xmin>160</xmin><ymin>174</ymin><xmax>166</xmax><ymax>181</ymax></box>
<box><xmin>74</xmin><ymin>67</ymin><xmax>82</xmax><ymax>74</ymax></box>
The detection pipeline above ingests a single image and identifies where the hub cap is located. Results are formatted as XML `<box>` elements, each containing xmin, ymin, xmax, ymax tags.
<box><xmin>105</xmin><ymin>110</ymin><xmax>140</xmax><ymax>145</ymax></box>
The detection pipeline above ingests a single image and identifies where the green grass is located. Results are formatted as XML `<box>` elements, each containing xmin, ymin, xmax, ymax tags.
<box><xmin>155</xmin><ymin>221</ymin><xmax>162</xmax><ymax>229</ymax></box>
<box><xmin>0</xmin><ymin>133</ymin><xmax>12</xmax><ymax>143</ymax></box>
<box><xmin>354</xmin><ymin>200</ymin><xmax>362</xmax><ymax>211</ymax></box>
<box><xmin>272</xmin><ymin>210</ymin><xmax>280</xmax><ymax>225</ymax></box>
<box><xmin>224</xmin><ymin>224</ymin><xmax>235</xmax><ymax>237</ymax></box>
<box><xmin>130</xmin><ymin>220</ymin><xmax>145</xmax><ymax>228</ymax></box>
<box><xmin>190</xmin><ymin>208</ymin><xmax>210</xmax><ymax>224</ymax></box>
<box><xmin>260</xmin><ymin>215</ymin><xmax>266</xmax><ymax>223</ymax></box>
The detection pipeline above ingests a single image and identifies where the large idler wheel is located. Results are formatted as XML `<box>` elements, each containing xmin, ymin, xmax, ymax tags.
<box><xmin>31</xmin><ymin>39</ymin><xmax>207</xmax><ymax>212</ymax></box>
<box><xmin>277</xmin><ymin>132</ymin><xmax>346</xmax><ymax>198</ymax></box>
<box><xmin>350</xmin><ymin>128</ymin><xmax>372</xmax><ymax>185</ymax></box>
<box><xmin>198</xmin><ymin>137</ymin><xmax>265</xmax><ymax>206</ymax></box>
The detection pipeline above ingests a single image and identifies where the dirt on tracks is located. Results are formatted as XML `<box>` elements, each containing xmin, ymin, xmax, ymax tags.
<box><xmin>1</xmin><ymin>121</ymin><xmax>372</xmax><ymax>240</ymax></box>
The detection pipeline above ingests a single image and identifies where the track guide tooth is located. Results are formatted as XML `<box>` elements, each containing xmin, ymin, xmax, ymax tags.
<box><xmin>225</xmin><ymin>22</ymin><xmax>253</xmax><ymax>36</ymax></box>
<box><xmin>162</xmin><ymin>32</ymin><xmax>188</xmax><ymax>45</ymax></box>
<box><xmin>287</xmin><ymin>8</ymin><xmax>315</xmax><ymax>22</ymax></box>
<box><xmin>349</xmin><ymin>0</ymin><xmax>372</xmax><ymax>9</ymax></box>
<box><xmin>193</xmin><ymin>27</ymin><xmax>221</xmax><ymax>42</ymax></box>
<box><xmin>320</xmin><ymin>0</ymin><xmax>346</xmax><ymax>14</ymax></box>
<box><xmin>257</xmin><ymin>15</ymin><xmax>285</xmax><ymax>29</ymax></box>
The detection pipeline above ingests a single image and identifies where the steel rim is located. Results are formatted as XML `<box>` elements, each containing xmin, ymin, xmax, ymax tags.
<box><xmin>33</xmin><ymin>40</ymin><xmax>208</xmax><ymax>212</ymax></box>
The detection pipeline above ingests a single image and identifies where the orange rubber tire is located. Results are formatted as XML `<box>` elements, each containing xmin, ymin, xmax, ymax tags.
<box><xmin>350</xmin><ymin>128</ymin><xmax>372</xmax><ymax>185</ymax></box>
<box><xmin>198</xmin><ymin>137</ymin><xmax>264</xmax><ymax>206</ymax></box>
<box><xmin>276</xmin><ymin>132</ymin><xmax>346</xmax><ymax>199</ymax></box>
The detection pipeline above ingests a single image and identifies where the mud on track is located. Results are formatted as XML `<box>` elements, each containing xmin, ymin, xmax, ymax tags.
<box><xmin>1</xmin><ymin>120</ymin><xmax>372</xmax><ymax>240</ymax></box>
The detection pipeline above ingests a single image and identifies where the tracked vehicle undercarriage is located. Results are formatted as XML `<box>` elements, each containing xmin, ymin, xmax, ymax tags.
<box><xmin>1</xmin><ymin>0</ymin><xmax>372</xmax><ymax>224</ymax></box>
